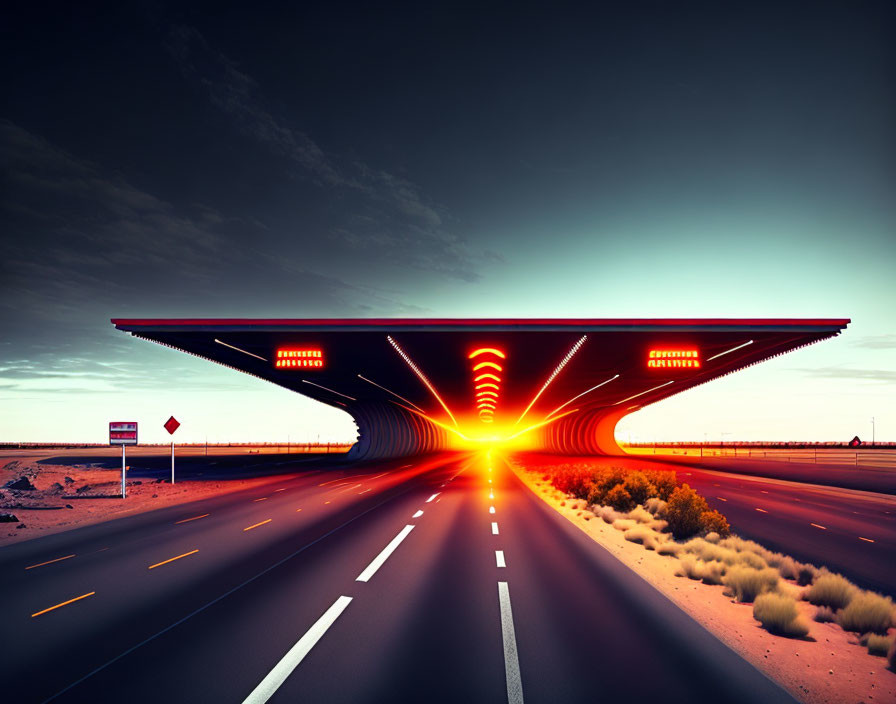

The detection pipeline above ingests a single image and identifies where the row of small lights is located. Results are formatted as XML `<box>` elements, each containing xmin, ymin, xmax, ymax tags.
<box><xmin>469</xmin><ymin>348</ymin><xmax>505</xmax><ymax>424</ymax></box>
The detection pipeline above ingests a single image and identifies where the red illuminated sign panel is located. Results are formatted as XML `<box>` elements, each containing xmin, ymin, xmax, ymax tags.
<box><xmin>275</xmin><ymin>348</ymin><xmax>324</xmax><ymax>369</ymax></box>
<box><xmin>647</xmin><ymin>349</ymin><xmax>701</xmax><ymax>369</ymax></box>
<box><xmin>109</xmin><ymin>421</ymin><xmax>138</xmax><ymax>445</ymax></box>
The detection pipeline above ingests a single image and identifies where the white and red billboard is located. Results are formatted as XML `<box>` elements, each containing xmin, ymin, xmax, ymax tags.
<box><xmin>109</xmin><ymin>422</ymin><xmax>138</xmax><ymax>446</ymax></box>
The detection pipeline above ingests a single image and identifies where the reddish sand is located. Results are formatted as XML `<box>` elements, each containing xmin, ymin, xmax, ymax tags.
<box><xmin>0</xmin><ymin>454</ymin><xmax>300</xmax><ymax>546</ymax></box>
<box><xmin>509</xmin><ymin>460</ymin><xmax>896</xmax><ymax>704</ymax></box>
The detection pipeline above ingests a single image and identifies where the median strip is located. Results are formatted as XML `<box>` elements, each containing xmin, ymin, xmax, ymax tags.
<box><xmin>241</xmin><ymin>595</ymin><xmax>353</xmax><ymax>704</ymax></box>
<box><xmin>26</xmin><ymin>554</ymin><xmax>75</xmax><ymax>570</ymax></box>
<box><xmin>149</xmin><ymin>550</ymin><xmax>199</xmax><ymax>570</ymax></box>
<box><xmin>356</xmin><ymin>525</ymin><xmax>415</xmax><ymax>582</ymax></box>
<box><xmin>32</xmin><ymin>591</ymin><xmax>96</xmax><ymax>618</ymax></box>
<box><xmin>244</xmin><ymin>519</ymin><xmax>272</xmax><ymax>532</ymax></box>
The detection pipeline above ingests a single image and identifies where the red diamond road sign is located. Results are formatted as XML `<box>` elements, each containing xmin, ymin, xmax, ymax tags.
<box><xmin>164</xmin><ymin>416</ymin><xmax>180</xmax><ymax>435</ymax></box>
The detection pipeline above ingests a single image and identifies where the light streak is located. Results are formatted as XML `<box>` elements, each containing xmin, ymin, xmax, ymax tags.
<box><xmin>215</xmin><ymin>338</ymin><xmax>267</xmax><ymax>362</ymax></box>
<box><xmin>387</xmin><ymin>335</ymin><xmax>458</xmax><ymax>427</ymax></box>
<box><xmin>706</xmin><ymin>340</ymin><xmax>754</xmax><ymax>361</ymax></box>
<box><xmin>545</xmin><ymin>374</ymin><xmax>619</xmax><ymax>419</ymax></box>
<box><xmin>613</xmin><ymin>380</ymin><xmax>674</xmax><ymax>405</ymax></box>
<box><xmin>515</xmin><ymin>335</ymin><xmax>587</xmax><ymax>426</ymax></box>
<box><xmin>357</xmin><ymin>374</ymin><xmax>425</xmax><ymax>413</ymax></box>
<box><xmin>301</xmin><ymin>379</ymin><xmax>356</xmax><ymax>401</ymax></box>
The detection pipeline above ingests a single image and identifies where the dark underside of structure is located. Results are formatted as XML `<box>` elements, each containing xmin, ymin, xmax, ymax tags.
<box><xmin>112</xmin><ymin>318</ymin><xmax>849</xmax><ymax>460</ymax></box>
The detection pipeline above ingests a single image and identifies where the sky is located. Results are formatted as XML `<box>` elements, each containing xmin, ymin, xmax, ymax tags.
<box><xmin>1</xmin><ymin>1</ymin><xmax>894</xmax><ymax>445</ymax></box>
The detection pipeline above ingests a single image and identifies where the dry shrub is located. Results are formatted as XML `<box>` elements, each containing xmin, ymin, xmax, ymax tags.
<box><xmin>645</xmin><ymin>470</ymin><xmax>678</xmax><ymax>500</ymax></box>
<box><xmin>704</xmin><ymin>531</ymin><xmax>721</xmax><ymax>544</ymax></box>
<box><xmin>676</xmin><ymin>556</ymin><xmax>704</xmax><ymax>580</ymax></box>
<box><xmin>753</xmin><ymin>592</ymin><xmax>810</xmax><ymax>637</ymax></box>
<box><xmin>836</xmin><ymin>592</ymin><xmax>895</xmax><ymax>634</ymax></box>
<box><xmin>804</xmin><ymin>572</ymin><xmax>857</xmax><ymax>610</ymax></box>
<box><xmin>657</xmin><ymin>542</ymin><xmax>682</xmax><ymax>557</ymax></box>
<box><xmin>623</xmin><ymin>471</ymin><xmax>656</xmax><ymax>505</ymax></box>
<box><xmin>776</xmin><ymin>555</ymin><xmax>799</xmax><ymax>581</ymax></box>
<box><xmin>605</xmin><ymin>484</ymin><xmax>634</xmax><ymax>512</ymax></box>
<box><xmin>612</xmin><ymin>518</ymin><xmax>637</xmax><ymax>532</ymax></box>
<box><xmin>723</xmin><ymin>566</ymin><xmax>779</xmax><ymax>603</ymax></box>
<box><xmin>700</xmin><ymin>560</ymin><xmax>727</xmax><ymax>585</ymax></box>
<box><xmin>684</xmin><ymin>538</ymin><xmax>736</xmax><ymax>564</ymax></box>
<box><xmin>814</xmin><ymin>606</ymin><xmax>836</xmax><ymax>623</ymax></box>
<box><xmin>700</xmin><ymin>509</ymin><xmax>731</xmax><ymax>538</ymax></box>
<box><xmin>666</xmin><ymin>484</ymin><xmax>709</xmax><ymax>539</ymax></box>
<box><xmin>624</xmin><ymin>526</ymin><xmax>661</xmax><ymax>550</ymax></box>
<box><xmin>865</xmin><ymin>634</ymin><xmax>893</xmax><ymax>657</ymax></box>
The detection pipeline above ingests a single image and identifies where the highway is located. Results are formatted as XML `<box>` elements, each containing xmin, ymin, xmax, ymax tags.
<box><xmin>521</xmin><ymin>453</ymin><xmax>896</xmax><ymax>596</ymax></box>
<box><xmin>0</xmin><ymin>452</ymin><xmax>793</xmax><ymax>704</ymax></box>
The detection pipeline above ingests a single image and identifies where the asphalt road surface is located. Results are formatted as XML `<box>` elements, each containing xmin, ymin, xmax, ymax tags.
<box><xmin>1</xmin><ymin>452</ymin><xmax>794</xmax><ymax>704</ymax></box>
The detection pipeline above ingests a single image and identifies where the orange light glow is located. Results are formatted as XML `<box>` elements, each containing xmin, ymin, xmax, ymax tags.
<box><xmin>275</xmin><ymin>348</ymin><xmax>324</xmax><ymax>368</ymax></box>
<box><xmin>474</xmin><ymin>373</ymin><xmax>501</xmax><ymax>383</ymax></box>
<box><xmin>647</xmin><ymin>349</ymin><xmax>700</xmax><ymax>369</ymax></box>
<box><xmin>469</xmin><ymin>348</ymin><xmax>506</xmax><ymax>359</ymax></box>
<box><xmin>473</xmin><ymin>361</ymin><xmax>502</xmax><ymax>372</ymax></box>
<box><xmin>478</xmin><ymin>402</ymin><xmax>497</xmax><ymax>410</ymax></box>
<box><xmin>476</xmin><ymin>390</ymin><xmax>498</xmax><ymax>398</ymax></box>
<box><xmin>475</xmin><ymin>383</ymin><xmax>499</xmax><ymax>391</ymax></box>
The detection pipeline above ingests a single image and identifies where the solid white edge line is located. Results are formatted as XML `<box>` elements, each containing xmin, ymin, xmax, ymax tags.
<box><xmin>492</xmin><ymin>522</ymin><xmax>499</xmax><ymax>535</ymax></box>
<box><xmin>495</xmin><ymin>550</ymin><xmax>506</xmax><ymax>568</ymax></box>
<box><xmin>412</xmin><ymin>510</ymin><xmax>424</xmax><ymax>518</ymax></box>
<box><xmin>356</xmin><ymin>525</ymin><xmax>415</xmax><ymax>582</ymax></box>
<box><xmin>242</xmin><ymin>595</ymin><xmax>352</xmax><ymax>704</ymax></box>
<box><xmin>426</xmin><ymin>493</ymin><xmax>440</xmax><ymax>503</ymax></box>
<box><xmin>498</xmin><ymin>581</ymin><xmax>524</xmax><ymax>704</ymax></box>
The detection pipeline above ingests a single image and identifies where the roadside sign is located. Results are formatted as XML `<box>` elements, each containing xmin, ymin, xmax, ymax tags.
<box><xmin>110</xmin><ymin>422</ymin><xmax>138</xmax><ymax>446</ymax></box>
<box><xmin>164</xmin><ymin>416</ymin><xmax>180</xmax><ymax>435</ymax></box>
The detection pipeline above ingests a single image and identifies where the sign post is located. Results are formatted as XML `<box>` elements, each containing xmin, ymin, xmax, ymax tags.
<box><xmin>109</xmin><ymin>422</ymin><xmax>138</xmax><ymax>498</ymax></box>
<box><xmin>164</xmin><ymin>416</ymin><xmax>181</xmax><ymax>484</ymax></box>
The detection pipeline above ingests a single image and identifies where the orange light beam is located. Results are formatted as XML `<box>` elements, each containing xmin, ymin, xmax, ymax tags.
<box><xmin>473</xmin><ymin>361</ymin><xmax>502</xmax><ymax>372</ymax></box>
<box><xmin>613</xmin><ymin>380</ymin><xmax>674</xmax><ymax>405</ymax></box>
<box><xmin>357</xmin><ymin>374</ymin><xmax>426</xmax><ymax>413</ymax></box>
<box><xmin>387</xmin><ymin>335</ymin><xmax>458</xmax><ymax>427</ymax></box>
<box><xmin>545</xmin><ymin>374</ymin><xmax>620</xmax><ymax>419</ymax></box>
<box><xmin>507</xmin><ymin>408</ymin><xmax>580</xmax><ymax>440</ymax></box>
<box><xmin>392</xmin><ymin>402</ymin><xmax>472</xmax><ymax>442</ymax></box>
<box><xmin>475</xmin><ymin>383</ymin><xmax>500</xmax><ymax>391</ymax></box>
<box><xmin>469</xmin><ymin>348</ymin><xmax>506</xmax><ymax>359</ymax></box>
<box><xmin>474</xmin><ymin>373</ymin><xmax>501</xmax><ymax>383</ymax></box>
<box><xmin>515</xmin><ymin>335</ymin><xmax>587</xmax><ymax>427</ymax></box>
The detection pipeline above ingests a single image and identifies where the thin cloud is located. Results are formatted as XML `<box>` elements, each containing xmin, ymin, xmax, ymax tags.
<box><xmin>797</xmin><ymin>367</ymin><xmax>896</xmax><ymax>383</ymax></box>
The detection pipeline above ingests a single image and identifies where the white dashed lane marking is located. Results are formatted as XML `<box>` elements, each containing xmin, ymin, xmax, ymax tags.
<box><xmin>356</xmin><ymin>525</ymin><xmax>415</xmax><ymax>583</ymax></box>
<box><xmin>412</xmin><ymin>510</ymin><xmax>423</xmax><ymax>519</ymax></box>
<box><xmin>495</xmin><ymin>550</ymin><xmax>506</xmax><ymax>568</ymax></box>
<box><xmin>492</xmin><ymin>522</ymin><xmax>499</xmax><ymax>535</ymax></box>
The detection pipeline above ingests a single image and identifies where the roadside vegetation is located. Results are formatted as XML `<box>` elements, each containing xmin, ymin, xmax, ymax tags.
<box><xmin>535</xmin><ymin>461</ymin><xmax>896</xmax><ymax>663</ymax></box>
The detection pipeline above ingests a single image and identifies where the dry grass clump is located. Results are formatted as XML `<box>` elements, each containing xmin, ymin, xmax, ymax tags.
<box><xmin>704</xmin><ymin>531</ymin><xmax>721</xmax><ymax>544</ymax></box>
<box><xmin>700</xmin><ymin>560</ymin><xmax>726</xmax><ymax>585</ymax></box>
<box><xmin>814</xmin><ymin>606</ymin><xmax>836</xmax><ymax>623</ymax></box>
<box><xmin>675</xmin><ymin>556</ymin><xmax>705</xmax><ymax>580</ymax></box>
<box><xmin>593</xmin><ymin>505</ymin><xmax>623</xmax><ymax>524</ymax></box>
<box><xmin>735</xmin><ymin>551</ymin><xmax>768</xmax><ymax>570</ymax></box>
<box><xmin>753</xmin><ymin>592</ymin><xmax>810</xmax><ymax>637</ymax></box>
<box><xmin>683</xmin><ymin>537</ymin><xmax>736</xmax><ymax>565</ymax></box>
<box><xmin>648</xmin><ymin>519</ymin><xmax>668</xmax><ymax>533</ymax></box>
<box><xmin>645</xmin><ymin>497</ymin><xmax>667</xmax><ymax>517</ymax></box>
<box><xmin>836</xmin><ymin>592</ymin><xmax>895</xmax><ymax>634</ymax></box>
<box><xmin>624</xmin><ymin>526</ymin><xmax>663</xmax><ymax>550</ymax></box>
<box><xmin>804</xmin><ymin>572</ymin><xmax>857</xmax><ymax>611</ymax></box>
<box><xmin>863</xmin><ymin>633</ymin><xmax>894</xmax><ymax>657</ymax></box>
<box><xmin>612</xmin><ymin>518</ymin><xmax>637</xmax><ymax>532</ymax></box>
<box><xmin>627</xmin><ymin>505</ymin><xmax>654</xmax><ymax>524</ymax></box>
<box><xmin>723</xmin><ymin>566</ymin><xmax>779</xmax><ymax>603</ymax></box>
<box><xmin>657</xmin><ymin>542</ymin><xmax>682</xmax><ymax>557</ymax></box>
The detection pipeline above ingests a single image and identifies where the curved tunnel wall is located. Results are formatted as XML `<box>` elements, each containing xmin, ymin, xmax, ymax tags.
<box><xmin>346</xmin><ymin>402</ymin><xmax>449</xmax><ymax>460</ymax></box>
<box><xmin>536</xmin><ymin>408</ymin><xmax>627</xmax><ymax>456</ymax></box>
